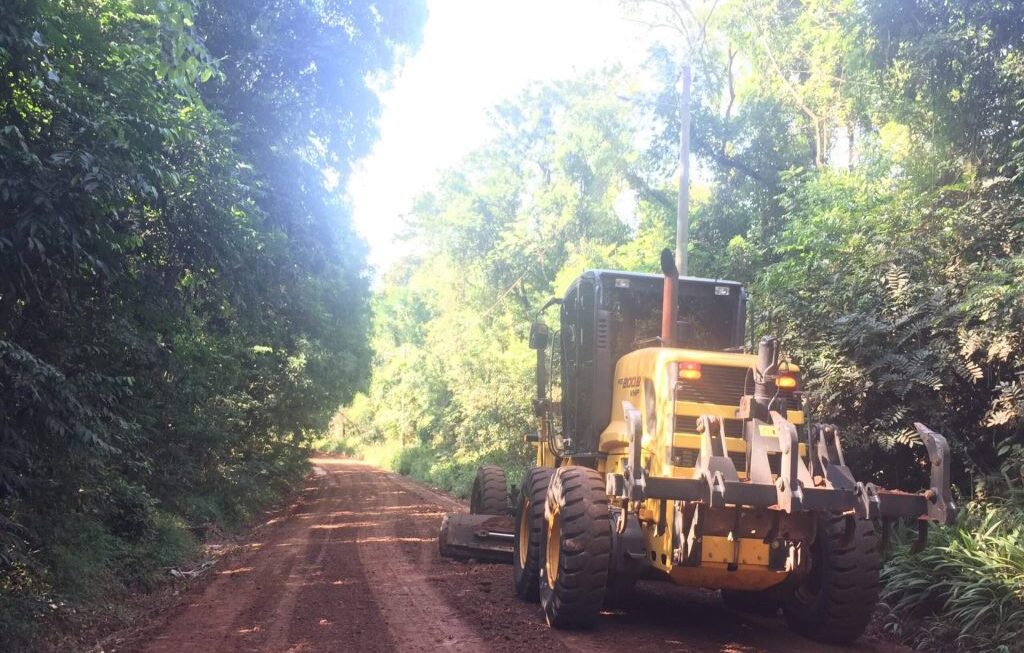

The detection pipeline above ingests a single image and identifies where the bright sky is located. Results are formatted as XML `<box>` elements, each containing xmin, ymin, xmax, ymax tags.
<box><xmin>347</xmin><ymin>0</ymin><xmax>651</xmax><ymax>274</ymax></box>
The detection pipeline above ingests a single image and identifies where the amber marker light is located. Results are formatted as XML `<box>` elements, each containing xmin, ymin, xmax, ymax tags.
<box><xmin>679</xmin><ymin>361</ymin><xmax>702</xmax><ymax>380</ymax></box>
<box><xmin>777</xmin><ymin>373</ymin><xmax>798</xmax><ymax>389</ymax></box>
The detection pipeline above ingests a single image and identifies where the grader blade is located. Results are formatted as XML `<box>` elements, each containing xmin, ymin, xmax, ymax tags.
<box><xmin>437</xmin><ymin>513</ymin><xmax>514</xmax><ymax>562</ymax></box>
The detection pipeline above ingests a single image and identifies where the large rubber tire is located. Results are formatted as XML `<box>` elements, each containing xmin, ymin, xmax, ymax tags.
<box><xmin>539</xmin><ymin>466</ymin><xmax>611</xmax><ymax>629</ymax></box>
<box><xmin>782</xmin><ymin>514</ymin><xmax>881</xmax><ymax>644</ymax></box>
<box><xmin>603</xmin><ymin>509</ymin><xmax>641</xmax><ymax>608</ymax></box>
<box><xmin>513</xmin><ymin>467</ymin><xmax>555</xmax><ymax>601</ymax></box>
<box><xmin>604</xmin><ymin>565</ymin><xmax>639</xmax><ymax>608</ymax></box>
<box><xmin>469</xmin><ymin>465</ymin><xmax>509</xmax><ymax>515</ymax></box>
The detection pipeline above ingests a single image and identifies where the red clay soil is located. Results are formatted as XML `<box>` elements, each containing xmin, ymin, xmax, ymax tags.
<box><xmin>112</xmin><ymin>458</ymin><xmax>914</xmax><ymax>653</ymax></box>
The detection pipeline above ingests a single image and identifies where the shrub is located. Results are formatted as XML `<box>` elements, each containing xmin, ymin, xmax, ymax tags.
<box><xmin>880</xmin><ymin>500</ymin><xmax>1024</xmax><ymax>653</ymax></box>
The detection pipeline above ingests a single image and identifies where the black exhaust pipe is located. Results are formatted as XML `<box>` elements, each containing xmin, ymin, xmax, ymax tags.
<box><xmin>753</xmin><ymin>336</ymin><xmax>780</xmax><ymax>419</ymax></box>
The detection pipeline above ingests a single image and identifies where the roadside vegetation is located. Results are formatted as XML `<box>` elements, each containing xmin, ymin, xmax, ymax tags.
<box><xmin>4</xmin><ymin>0</ymin><xmax>1022</xmax><ymax>650</ymax></box>
<box><xmin>337</xmin><ymin>2</ymin><xmax>1024</xmax><ymax>651</ymax></box>
<box><xmin>0</xmin><ymin>1</ymin><xmax>424</xmax><ymax>650</ymax></box>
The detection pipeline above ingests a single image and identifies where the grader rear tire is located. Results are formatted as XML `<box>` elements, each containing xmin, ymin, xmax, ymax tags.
<box><xmin>782</xmin><ymin>514</ymin><xmax>881</xmax><ymax>644</ymax></box>
<box><xmin>469</xmin><ymin>465</ymin><xmax>509</xmax><ymax>515</ymax></box>
<box><xmin>539</xmin><ymin>466</ymin><xmax>610</xmax><ymax>629</ymax></box>
<box><xmin>513</xmin><ymin>467</ymin><xmax>555</xmax><ymax>601</ymax></box>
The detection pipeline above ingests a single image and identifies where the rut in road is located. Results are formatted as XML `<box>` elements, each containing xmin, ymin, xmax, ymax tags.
<box><xmin>140</xmin><ymin>459</ymin><xmax>499</xmax><ymax>653</ymax></box>
<box><xmin>136</xmin><ymin>458</ymin><xmax>911</xmax><ymax>653</ymax></box>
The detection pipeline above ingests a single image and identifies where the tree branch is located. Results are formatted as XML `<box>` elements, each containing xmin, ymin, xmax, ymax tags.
<box><xmin>623</xmin><ymin>170</ymin><xmax>676</xmax><ymax>213</ymax></box>
<box><xmin>691</xmin><ymin>132</ymin><xmax>774</xmax><ymax>184</ymax></box>
<box><xmin>758</xmin><ymin>35</ymin><xmax>826</xmax><ymax>166</ymax></box>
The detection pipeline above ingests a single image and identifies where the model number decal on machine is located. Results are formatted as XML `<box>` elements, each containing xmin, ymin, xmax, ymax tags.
<box><xmin>616</xmin><ymin>375</ymin><xmax>641</xmax><ymax>389</ymax></box>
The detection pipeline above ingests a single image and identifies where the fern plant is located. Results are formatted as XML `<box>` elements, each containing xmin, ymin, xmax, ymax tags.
<box><xmin>881</xmin><ymin>501</ymin><xmax>1024</xmax><ymax>653</ymax></box>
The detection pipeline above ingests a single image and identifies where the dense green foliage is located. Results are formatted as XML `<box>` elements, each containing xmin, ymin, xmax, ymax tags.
<box><xmin>881</xmin><ymin>499</ymin><xmax>1024</xmax><ymax>653</ymax></box>
<box><xmin>346</xmin><ymin>1</ymin><xmax>1024</xmax><ymax>650</ymax></box>
<box><xmin>349</xmin><ymin>73</ymin><xmax>668</xmax><ymax>492</ymax></box>
<box><xmin>0</xmin><ymin>0</ymin><xmax>423</xmax><ymax>648</ymax></box>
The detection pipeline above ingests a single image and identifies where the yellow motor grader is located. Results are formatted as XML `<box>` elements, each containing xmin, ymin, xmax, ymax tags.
<box><xmin>438</xmin><ymin>250</ymin><xmax>956</xmax><ymax>644</ymax></box>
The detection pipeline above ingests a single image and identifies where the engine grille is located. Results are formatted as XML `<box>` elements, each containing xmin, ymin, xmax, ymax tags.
<box><xmin>670</xmin><ymin>447</ymin><xmax>700</xmax><ymax>467</ymax></box>
<box><xmin>675</xmin><ymin>365</ymin><xmax>752</xmax><ymax>406</ymax></box>
<box><xmin>674</xmin><ymin>415</ymin><xmax>744</xmax><ymax>437</ymax></box>
<box><xmin>728</xmin><ymin>450</ymin><xmax>746</xmax><ymax>471</ymax></box>
<box><xmin>675</xmin><ymin>365</ymin><xmax>801</xmax><ymax>410</ymax></box>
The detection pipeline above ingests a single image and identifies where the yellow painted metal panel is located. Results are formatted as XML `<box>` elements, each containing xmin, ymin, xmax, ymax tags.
<box><xmin>674</xmin><ymin>400</ymin><xmax>738</xmax><ymax>418</ymax></box>
<box><xmin>671</xmin><ymin>433</ymin><xmax>746</xmax><ymax>452</ymax></box>
<box><xmin>700</xmin><ymin>535</ymin><xmax>771</xmax><ymax>566</ymax></box>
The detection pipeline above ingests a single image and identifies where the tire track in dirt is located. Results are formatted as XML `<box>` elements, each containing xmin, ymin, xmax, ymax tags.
<box><xmin>132</xmin><ymin>458</ymin><xmax>915</xmax><ymax>653</ymax></box>
<box><xmin>353</xmin><ymin>472</ymin><xmax>490</xmax><ymax>651</ymax></box>
<box><xmin>138</xmin><ymin>469</ymin><xmax>326</xmax><ymax>653</ymax></box>
<box><xmin>138</xmin><ymin>460</ymin><xmax>395</xmax><ymax>653</ymax></box>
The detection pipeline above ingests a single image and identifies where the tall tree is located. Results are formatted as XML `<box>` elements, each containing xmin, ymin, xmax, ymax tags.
<box><xmin>0</xmin><ymin>1</ymin><xmax>423</xmax><ymax>648</ymax></box>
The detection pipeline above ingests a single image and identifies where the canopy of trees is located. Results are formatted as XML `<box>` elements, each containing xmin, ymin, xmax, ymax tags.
<box><xmin>0</xmin><ymin>0</ymin><xmax>424</xmax><ymax>648</ymax></box>
<box><xmin>347</xmin><ymin>2</ymin><xmax>1024</xmax><ymax>651</ymax></box>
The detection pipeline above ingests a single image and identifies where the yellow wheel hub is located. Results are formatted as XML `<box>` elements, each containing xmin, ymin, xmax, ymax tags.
<box><xmin>517</xmin><ymin>499</ymin><xmax>530</xmax><ymax>568</ymax></box>
<box><xmin>546</xmin><ymin>505</ymin><xmax>561</xmax><ymax>588</ymax></box>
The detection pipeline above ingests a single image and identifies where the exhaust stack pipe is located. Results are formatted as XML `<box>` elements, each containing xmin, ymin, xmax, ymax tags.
<box><xmin>753</xmin><ymin>336</ymin><xmax>780</xmax><ymax>419</ymax></box>
<box><xmin>660</xmin><ymin>249</ymin><xmax>678</xmax><ymax>347</ymax></box>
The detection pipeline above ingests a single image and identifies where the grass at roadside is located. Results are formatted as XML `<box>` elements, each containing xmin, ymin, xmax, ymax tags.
<box><xmin>0</xmin><ymin>451</ymin><xmax>311</xmax><ymax>653</ymax></box>
<box><xmin>335</xmin><ymin>439</ymin><xmax>529</xmax><ymax>501</ymax></box>
<box><xmin>880</xmin><ymin>499</ymin><xmax>1024</xmax><ymax>653</ymax></box>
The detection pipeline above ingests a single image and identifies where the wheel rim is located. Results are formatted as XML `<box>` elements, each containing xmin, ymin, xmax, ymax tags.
<box><xmin>545</xmin><ymin>506</ymin><xmax>561</xmax><ymax>589</ymax></box>
<box><xmin>517</xmin><ymin>499</ymin><xmax>530</xmax><ymax>568</ymax></box>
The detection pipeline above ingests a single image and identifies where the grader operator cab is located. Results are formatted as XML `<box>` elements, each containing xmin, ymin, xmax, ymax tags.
<box><xmin>438</xmin><ymin>251</ymin><xmax>956</xmax><ymax>644</ymax></box>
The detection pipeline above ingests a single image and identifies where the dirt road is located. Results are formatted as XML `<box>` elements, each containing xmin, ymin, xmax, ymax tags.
<box><xmin>133</xmin><ymin>458</ymin><xmax>911</xmax><ymax>653</ymax></box>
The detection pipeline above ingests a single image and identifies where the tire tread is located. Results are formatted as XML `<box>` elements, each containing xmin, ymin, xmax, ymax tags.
<box><xmin>782</xmin><ymin>514</ymin><xmax>881</xmax><ymax>644</ymax></box>
<box><xmin>513</xmin><ymin>467</ymin><xmax>555</xmax><ymax>600</ymax></box>
<box><xmin>539</xmin><ymin>466</ymin><xmax>610</xmax><ymax>629</ymax></box>
<box><xmin>470</xmin><ymin>465</ymin><xmax>509</xmax><ymax>515</ymax></box>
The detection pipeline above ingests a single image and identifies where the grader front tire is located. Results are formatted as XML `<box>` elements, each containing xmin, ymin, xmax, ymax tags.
<box><xmin>513</xmin><ymin>467</ymin><xmax>555</xmax><ymax>601</ymax></box>
<box><xmin>538</xmin><ymin>466</ymin><xmax>611</xmax><ymax>629</ymax></box>
<box><xmin>469</xmin><ymin>465</ymin><xmax>509</xmax><ymax>515</ymax></box>
<box><xmin>782</xmin><ymin>514</ymin><xmax>881</xmax><ymax>644</ymax></box>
